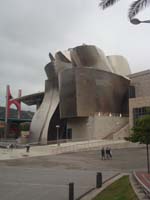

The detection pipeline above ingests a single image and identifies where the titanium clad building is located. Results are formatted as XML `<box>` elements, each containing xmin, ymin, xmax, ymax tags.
<box><xmin>28</xmin><ymin>44</ymin><xmax>131</xmax><ymax>143</ymax></box>
<box><xmin>14</xmin><ymin>44</ymin><xmax>150</xmax><ymax>143</ymax></box>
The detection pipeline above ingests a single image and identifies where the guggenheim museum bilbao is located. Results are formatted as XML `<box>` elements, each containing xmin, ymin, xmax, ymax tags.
<box><xmin>18</xmin><ymin>44</ymin><xmax>150</xmax><ymax>143</ymax></box>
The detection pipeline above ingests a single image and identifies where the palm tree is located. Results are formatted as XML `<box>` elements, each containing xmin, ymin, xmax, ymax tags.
<box><xmin>99</xmin><ymin>0</ymin><xmax>150</xmax><ymax>19</ymax></box>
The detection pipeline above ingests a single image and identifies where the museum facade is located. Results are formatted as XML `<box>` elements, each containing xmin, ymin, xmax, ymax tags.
<box><xmin>16</xmin><ymin>45</ymin><xmax>150</xmax><ymax>143</ymax></box>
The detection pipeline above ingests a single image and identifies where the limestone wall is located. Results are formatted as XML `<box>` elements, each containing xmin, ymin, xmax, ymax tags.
<box><xmin>92</xmin><ymin>116</ymin><xmax>129</xmax><ymax>139</ymax></box>
<box><xmin>129</xmin><ymin>70</ymin><xmax>150</xmax><ymax>97</ymax></box>
<box><xmin>129</xmin><ymin>96</ymin><xmax>150</xmax><ymax>128</ymax></box>
<box><xmin>113</xmin><ymin>124</ymin><xmax>130</xmax><ymax>140</ymax></box>
<box><xmin>67</xmin><ymin>115</ymin><xmax>129</xmax><ymax>140</ymax></box>
<box><xmin>128</xmin><ymin>70</ymin><xmax>150</xmax><ymax>129</ymax></box>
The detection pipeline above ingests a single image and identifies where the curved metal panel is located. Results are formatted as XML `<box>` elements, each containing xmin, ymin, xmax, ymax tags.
<box><xmin>59</xmin><ymin>68</ymin><xmax>130</xmax><ymax>118</ymax></box>
<box><xmin>30</xmin><ymin>63</ymin><xmax>59</xmax><ymax>143</ymax></box>
<box><xmin>70</xmin><ymin>45</ymin><xmax>113</xmax><ymax>72</ymax></box>
<box><xmin>107</xmin><ymin>55</ymin><xmax>131</xmax><ymax>76</ymax></box>
<box><xmin>54</xmin><ymin>51</ymin><xmax>72</xmax><ymax>74</ymax></box>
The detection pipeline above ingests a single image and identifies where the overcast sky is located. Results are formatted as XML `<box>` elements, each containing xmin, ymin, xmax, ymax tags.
<box><xmin>0</xmin><ymin>0</ymin><xmax>150</xmax><ymax>110</ymax></box>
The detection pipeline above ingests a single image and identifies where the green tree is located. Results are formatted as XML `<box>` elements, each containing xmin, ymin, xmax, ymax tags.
<box><xmin>19</xmin><ymin>122</ymin><xmax>30</xmax><ymax>132</ymax></box>
<box><xmin>126</xmin><ymin>115</ymin><xmax>150</xmax><ymax>173</ymax></box>
<box><xmin>99</xmin><ymin>0</ymin><xmax>150</xmax><ymax>19</ymax></box>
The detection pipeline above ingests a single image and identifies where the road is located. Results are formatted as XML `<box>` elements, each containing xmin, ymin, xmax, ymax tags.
<box><xmin>0</xmin><ymin>147</ymin><xmax>147</xmax><ymax>200</ymax></box>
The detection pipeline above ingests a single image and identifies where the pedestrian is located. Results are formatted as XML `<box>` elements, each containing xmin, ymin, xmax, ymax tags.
<box><xmin>26</xmin><ymin>144</ymin><xmax>30</xmax><ymax>153</ymax></box>
<box><xmin>7</xmin><ymin>143</ymin><xmax>11</xmax><ymax>151</ymax></box>
<box><xmin>101</xmin><ymin>147</ymin><xmax>105</xmax><ymax>160</ymax></box>
<box><xmin>10</xmin><ymin>143</ymin><xmax>14</xmax><ymax>151</ymax></box>
<box><xmin>109</xmin><ymin>147</ymin><xmax>112</xmax><ymax>159</ymax></box>
<box><xmin>106</xmin><ymin>147</ymin><xmax>109</xmax><ymax>159</ymax></box>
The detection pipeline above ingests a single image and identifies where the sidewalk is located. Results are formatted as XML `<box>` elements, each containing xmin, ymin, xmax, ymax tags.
<box><xmin>0</xmin><ymin>139</ymin><xmax>143</xmax><ymax>161</ymax></box>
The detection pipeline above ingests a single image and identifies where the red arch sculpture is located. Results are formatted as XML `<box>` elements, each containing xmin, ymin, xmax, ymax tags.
<box><xmin>5</xmin><ymin>85</ymin><xmax>22</xmax><ymax>119</ymax></box>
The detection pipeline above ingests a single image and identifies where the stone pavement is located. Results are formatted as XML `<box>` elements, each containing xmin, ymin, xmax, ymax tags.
<box><xmin>0</xmin><ymin>140</ymin><xmax>146</xmax><ymax>200</ymax></box>
<box><xmin>0</xmin><ymin>139</ymin><xmax>143</xmax><ymax>161</ymax></box>
<box><xmin>0</xmin><ymin>162</ymin><xmax>118</xmax><ymax>200</ymax></box>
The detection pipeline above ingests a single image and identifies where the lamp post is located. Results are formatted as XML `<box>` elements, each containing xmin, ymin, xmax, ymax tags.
<box><xmin>130</xmin><ymin>18</ymin><xmax>150</xmax><ymax>25</ymax></box>
<box><xmin>56</xmin><ymin>125</ymin><xmax>60</xmax><ymax>146</ymax></box>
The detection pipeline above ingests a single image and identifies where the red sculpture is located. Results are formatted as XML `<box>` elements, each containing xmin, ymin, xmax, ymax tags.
<box><xmin>6</xmin><ymin>85</ymin><xmax>22</xmax><ymax>119</ymax></box>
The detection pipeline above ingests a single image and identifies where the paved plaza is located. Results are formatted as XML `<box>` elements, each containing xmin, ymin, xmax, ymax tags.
<box><xmin>0</xmin><ymin>146</ymin><xmax>147</xmax><ymax>200</ymax></box>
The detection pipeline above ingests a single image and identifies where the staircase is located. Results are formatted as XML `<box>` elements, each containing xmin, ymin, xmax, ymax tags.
<box><xmin>103</xmin><ymin>123</ymin><xmax>129</xmax><ymax>140</ymax></box>
<box><xmin>130</xmin><ymin>173</ymin><xmax>150</xmax><ymax>200</ymax></box>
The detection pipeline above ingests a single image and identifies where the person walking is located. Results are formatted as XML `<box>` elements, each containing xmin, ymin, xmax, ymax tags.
<box><xmin>101</xmin><ymin>147</ymin><xmax>105</xmax><ymax>160</ymax></box>
<box><xmin>7</xmin><ymin>143</ymin><xmax>11</xmax><ymax>152</ymax></box>
<box><xmin>10</xmin><ymin>143</ymin><xmax>14</xmax><ymax>151</ymax></box>
<box><xmin>106</xmin><ymin>147</ymin><xmax>109</xmax><ymax>159</ymax></box>
<box><xmin>26</xmin><ymin>144</ymin><xmax>30</xmax><ymax>153</ymax></box>
<box><xmin>109</xmin><ymin>147</ymin><xmax>112</xmax><ymax>159</ymax></box>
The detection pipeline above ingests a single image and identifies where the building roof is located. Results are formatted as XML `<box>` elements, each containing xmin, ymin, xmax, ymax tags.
<box><xmin>128</xmin><ymin>69</ymin><xmax>150</xmax><ymax>78</ymax></box>
<box><xmin>14</xmin><ymin>92</ymin><xmax>44</xmax><ymax>106</ymax></box>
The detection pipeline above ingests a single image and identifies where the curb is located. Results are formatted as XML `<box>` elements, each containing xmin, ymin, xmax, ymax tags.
<box><xmin>78</xmin><ymin>173</ymin><xmax>129</xmax><ymax>200</ymax></box>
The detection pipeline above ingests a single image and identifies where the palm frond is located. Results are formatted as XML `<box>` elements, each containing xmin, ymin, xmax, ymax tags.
<box><xmin>99</xmin><ymin>0</ymin><xmax>120</xmax><ymax>9</ymax></box>
<box><xmin>128</xmin><ymin>0</ymin><xmax>150</xmax><ymax>19</ymax></box>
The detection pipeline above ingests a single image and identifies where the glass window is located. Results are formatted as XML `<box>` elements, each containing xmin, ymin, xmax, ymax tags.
<box><xmin>133</xmin><ymin>106</ymin><xmax>150</xmax><ymax>125</ymax></box>
<box><xmin>129</xmin><ymin>86</ymin><xmax>135</xmax><ymax>98</ymax></box>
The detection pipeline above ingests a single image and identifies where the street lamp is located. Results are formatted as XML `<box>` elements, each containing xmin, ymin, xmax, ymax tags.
<box><xmin>56</xmin><ymin>125</ymin><xmax>60</xmax><ymax>146</ymax></box>
<box><xmin>130</xmin><ymin>18</ymin><xmax>150</xmax><ymax>25</ymax></box>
